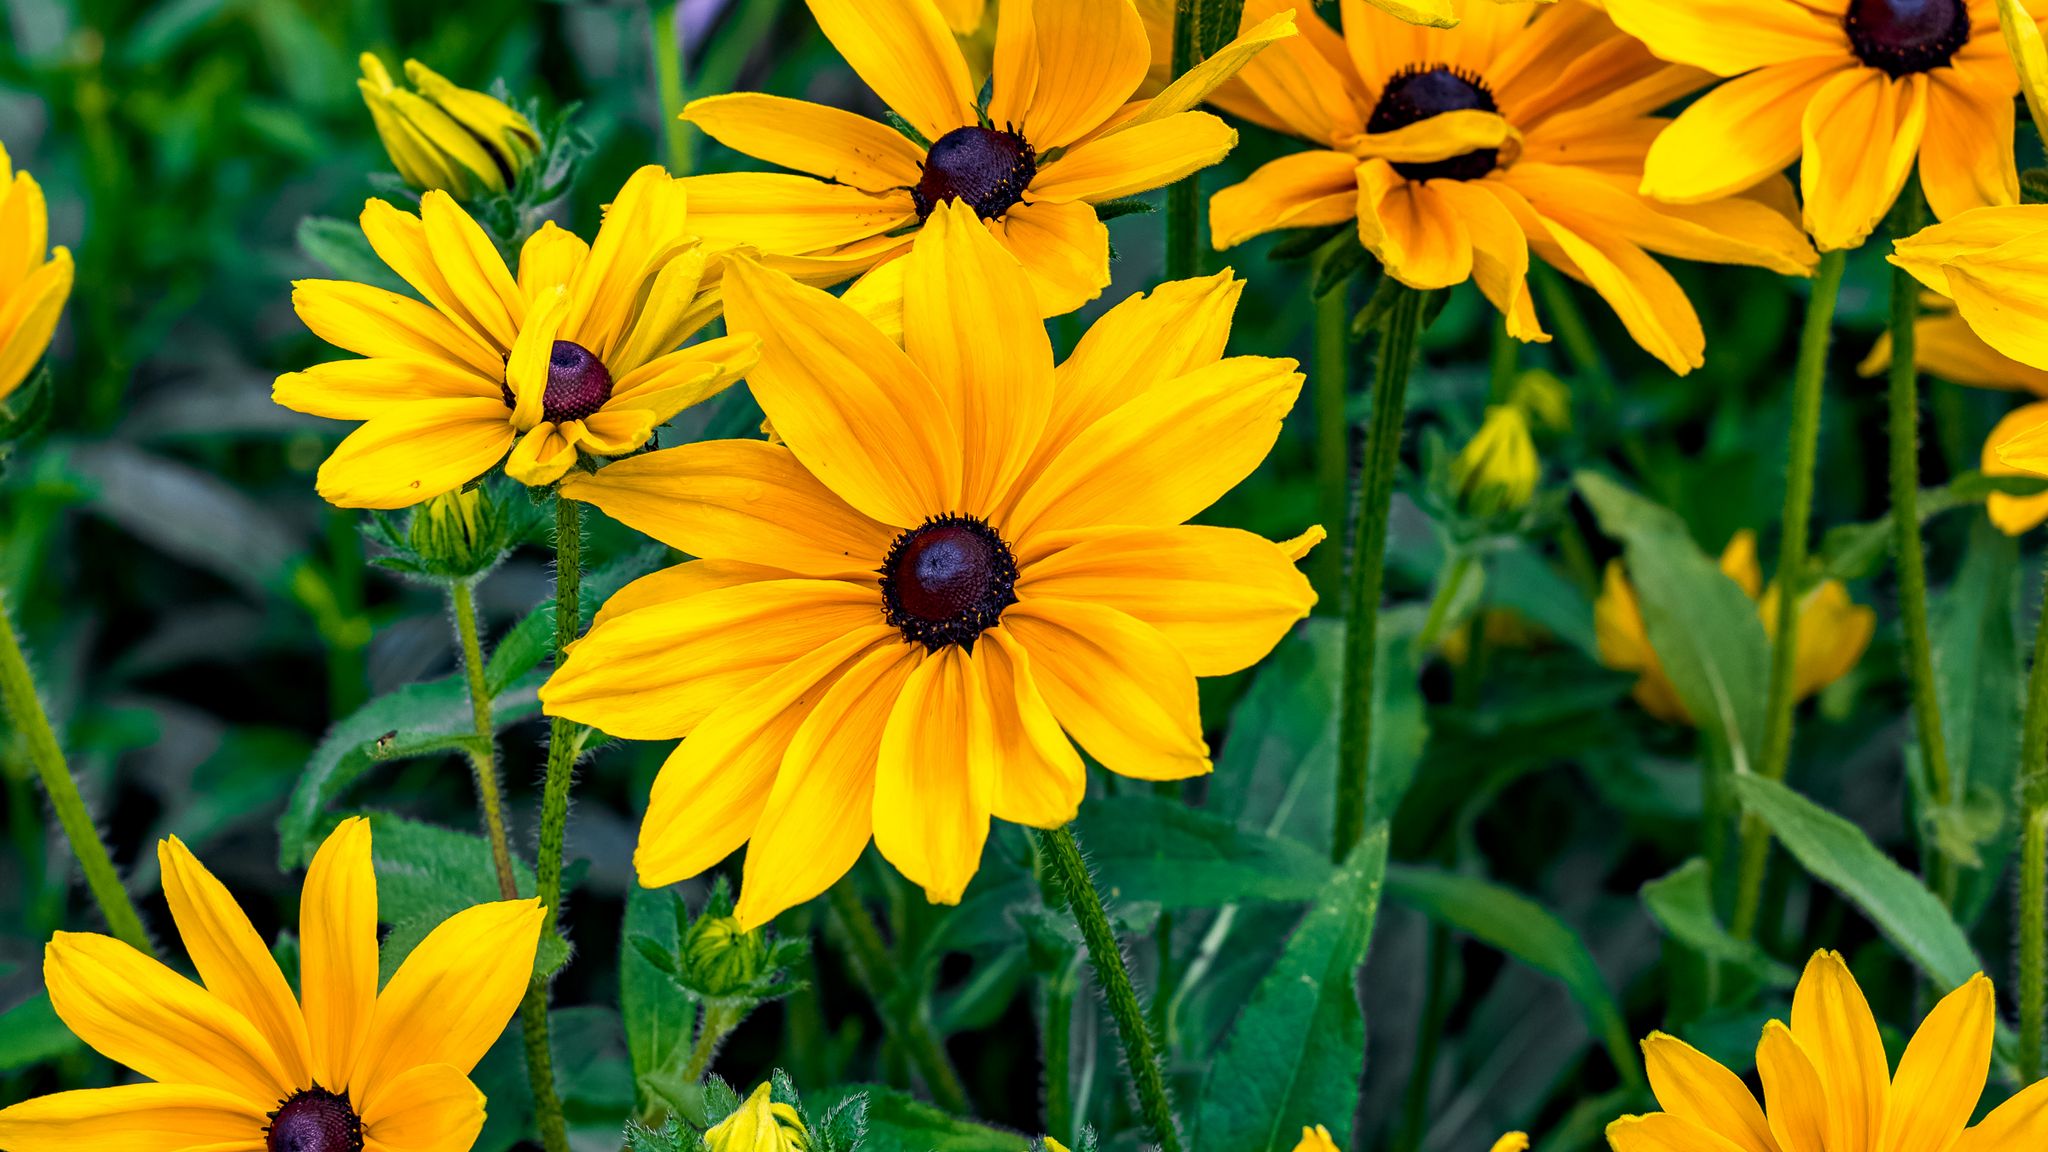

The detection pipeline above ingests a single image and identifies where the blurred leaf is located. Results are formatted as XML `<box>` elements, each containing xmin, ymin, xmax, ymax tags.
<box><xmin>297</xmin><ymin>217</ymin><xmax>409</xmax><ymax>295</ymax></box>
<box><xmin>1640</xmin><ymin>858</ymin><xmax>1795</xmax><ymax>988</ymax></box>
<box><xmin>1386</xmin><ymin>864</ymin><xmax>1638</xmax><ymax>1084</ymax></box>
<box><xmin>1194</xmin><ymin>825</ymin><xmax>1389</xmax><ymax>1152</ymax></box>
<box><xmin>1734</xmin><ymin>774</ymin><xmax>1980</xmax><ymax>989</ymax></box>
<box><xmin>1082</xmin><ymin>794</ymin><xmax>1332</xmax><ymax>908</ymax></box>
<box><xmin>63</xmin><ymin>441</ymin><xmax>304</xmax><ymax>596</ymax></box>
<box><xmin>1483</xmin><ymin>540</ymin><xmax>1598</xmax><ymax>658</ymax></box>
<box><xmin>1820</xmin><ymin>472</ymin><xmax>2048</xmax><ymax>582</ymax></box>
<box><xmin>0</xmin><ymin>993</ymin><xmax>83</xmax><ymax>1073</ymax></box>
<box><xmin>1930</xmin><ymin>519</ymin><xmax>2022</xmax><ymax>921</ymax></box>
<box><xmin>623</xmin><ymin>885</ymin><xmax>693</xmax><ymax>1101</ymax></box>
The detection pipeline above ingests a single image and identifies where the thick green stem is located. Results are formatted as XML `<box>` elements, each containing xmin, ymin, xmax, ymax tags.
<box><xmin>1333</xmin><ymin>286</ymin><xmax>1425</xmax><ymax>861</ymax></box>
<box><xmin>2017</xmin><ymin>563</ymin><xmax>2048</xmax><ymax>1083</ymax></box>
<box><xmin>1731</xmin><ymin>249</ymin><xmax>1846</xmax><ymax>943</ymax></box>
<box><xmin>1313</xmin><ymin>270</ymin><xmax>1350</xmax><ymax>604</ymax></box>
<box><xmin>1038</xmin><ymin>825</ymin><xmax>1182</xmax><ymax>1152</ymax></box>
<box><xmin>651</xmin><ymin>0</ymin><xmax>692</xmax><ymax>175</ymax></box>
<box><xmin>451</xmin><ymin>581</ymin><xmax>519</xmax><ymax>902</ymax></box>
<box><xmin>0</xmin><ymin>591</ymin><xmax>151</xmax><ymax>954</ymax></box>
<box><xmin>826</xmin><ymin>882</ymin><xmax>972</xmax><ymax>1114</ymax></box>
<box><xmin>1166</xmin><ymin>0</ymin><xmax>1200</xmax><ymax>282</ymax></box>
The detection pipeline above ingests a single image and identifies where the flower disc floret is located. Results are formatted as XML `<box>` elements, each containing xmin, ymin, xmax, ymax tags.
<box><xmin>913</xmin><ymin>127</ymin><xmax>1037</xmax><ymax>220</ymax></box>
<box><xmin>265</xmin><ymin>1088</ymin><xmax>362</xmax><ymax>1152</ymax></box>
<box><xmin>1366</xmin><ymin>64</ymin><xmax>1500</xmax><ymax>182</ymax></box>
<box><xmin>1845</xmin><ymin>0</ymin><xmax>1970</xmax><ymax>76</ymax></box>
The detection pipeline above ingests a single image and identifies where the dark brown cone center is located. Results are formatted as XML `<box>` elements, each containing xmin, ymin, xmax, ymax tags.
<box><xmin>1367</xmin><ymin>64</ymin><xmax>1501</xmax><ymax>182</ymax></box>
<box><xmin>880</xmin><ymin>516</ymin><xmax>1019</xmax><ymax>651</ymax></box>
<box><xmin>266</xmin><ymin>1089</ymin><xmax>363</xmax><ymax>1152</ymax></box>
<box><xmin>913</xmin><ymin>126</ymin><xmax>1037</xmax><ymax>220</ymax></box>
<box><xmin>541</xmin><ymin>339</ymin><xmax>612</xmax><ymax>423</ymax></box>
<box><xmin>1844</xmin><ymin>0</ymin><xmax>1969</xmax><ymax>76</ymax></box>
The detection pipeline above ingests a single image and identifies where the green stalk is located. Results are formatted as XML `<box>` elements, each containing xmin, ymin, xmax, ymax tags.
<box><xmin>2017</xmin><ymin>562</ymin><xmax>2048</xmax><ymax>1084</ymax></box>
<box><xmin>1042</xmin><ymin>956</ymin><xmax>1078</xmax><ymax>1145</ymax></box>
<box><xmin>680</xmin><ymin>1001</ymin><xmax>744</xmax><ymax>1084</ymax></box>
<box><xmin>1314</xmin><ymin>260</ymin><xmax>1350</xmax><ymax>604</ymax></box>
<box><xmin>1037</xmin><ymin>825</ymin><xmax>1182</xmax><ymax>1152</ymax></box>
<box><xmin>1166</xmin><ymin>0</ymin><xmax>1200</xmax><ymax>282</ymax></box>
<box><xmin>451</xmin><ymin>581</ymin><xmax>519</xmax><ymax>902</ymax></box>
<box><xmin>1730</xmin><ymin>248</ymin><xmax>1846</xmax><ymax>943</ymax></box>
<box><xmin>1332</xmin><ymin>286</ymin><xmax>1425</xmax><ymax>861</ymax></box>
<box><xmin>651</xmin><ymin>0</ymin><xmax>693</xmax><ymax>175</ymax></box>
<box><xmin>0</xmin><ymin>591</ymin><xmax>152</xmax><ymax>954</ymax></box>
<box><xmin>1413</xmin><ymin>552</ymin><xmax>1474</xmax><ymax>659</ymax></box>
<box><xmin>826</xmin><ymin>882</ymin><xmax>973</xmax><ymax>1113</ymax></box>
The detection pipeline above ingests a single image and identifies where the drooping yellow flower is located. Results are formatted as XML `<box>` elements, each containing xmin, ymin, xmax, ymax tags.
<box><xmin>1610</xmin><ymin>951</ymin><xmax>2048</xmax><ymax>1152</ymax></box>
<box><xmin>0</xmin><ymin>141</ymin><xmax>73</xmax><ymax>405</ymax></box>
<box><xmin>706</xmin><ymin>1082</ymin><xmax>810</xmax><ymax>1152</ymax></box>
<box><xmin>540</xmin><ymin>202</ymin><xmax>1317</xmax><ymax>927</ymax></box>
<box><xmin>1206</xmin><ymin>0</ymin><xmax>1817</xmax><ymax>375</ymax></box>
<box><xmin>675</xmin><ymin>0</ymin><xmax>1295</xmax><ymax>316</ymax></box>
<box><xmin>1596</xmin><ymin>530</ymin><xmax>1873</xmax><ymax>724</ymax></box>
<box><xmin>274</xmin><ymin>165</ymin><xmax>758</xmax><ymax>509</ymax></box>
<box><xmin>358</xmin><ymin>53</ymin><xmax>541</xmax><ymax>200</ymax></box>
<box><xmin>1453</xmin><ymin>404</ymin><xmax>1539</xmax><ymax>517</ymax></box>
<box><xmin>1606</xmin><ymin>0</ymin><xmax>2044</xmax><ymax>252</ymax></box>
<box><xmin>0</xmin><ymin>817</ymin><xmax>543</xmax><ymax>1152</ymax></box>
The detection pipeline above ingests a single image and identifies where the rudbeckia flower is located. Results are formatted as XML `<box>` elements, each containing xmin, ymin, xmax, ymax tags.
<box><xmin>1206</xmin><ymin>0</ymin><xmax>1817</xmax><ymax>375</ymax></box>
<box><xmin>675</xmin><ymin>0</ymin><xmax>1295</xmax><ymax>316</ymax></box>
<box><xmin>0</xmin><ymin>140</ymin><xmax>73</xmax><ymax>405</ymax></box>
<box><xmin>1609</xmin><ymin>951</ymin><xmax>2048</xmax><ymax>1152</ymax></box>
<box><xmin>1605</xmin><ymin>0</ymin><xmax>2047</xmax><ymax>252</ymax></box>
<box><xmin>540</xmin><ymin>202</ymin><xmax>1318</xmax><ymax>927</ymax></box>
<box><xmin>1596</xmin><ymin>531</ymin><xmax>1873</xmax><ymax>724</ymax></box>
<box><xmin>274</xmin><ymin>165</ymin><xmax>759</xmax><ymax>509</ymax></box>
<box><xmin>358</xmin><ymin>53</ymin><xmax>541</xmax><ymax>201</ymax></box>
<box><xmin>0</xmin><ymin>817</ymin><xmax>544</xmax><ymax>1152</ymax></box>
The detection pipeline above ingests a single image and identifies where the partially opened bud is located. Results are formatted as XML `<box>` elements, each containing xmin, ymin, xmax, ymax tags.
<box><xmin>357</xmin><ymin>53</ymin><xmax>539</xmax><ymax>199</ymax></box>
<box><xmin>705</xmin><ymin>1082</ymin><xmax>809</xmax><ymax>1152</ymax></box>
<box><xmin>1452</xmin><ymin>405</ymin><xmax>1539</xmax><ymax>518</ymax></box>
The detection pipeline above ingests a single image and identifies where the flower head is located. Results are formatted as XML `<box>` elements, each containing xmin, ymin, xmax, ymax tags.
<box><xmin>540</xmin><ymin>201</ymin><xmax>1317</xmax><ymax>927</ymax></box>
<box><xmin>674</xmin><ymin>0</ymin><xmax>1295</xmax><ymax>316</ymax></box>
<box><xmin>358</xmin><ymin>54</ymin><xmax>541</xmax><ymax>200</ymax></box>
<box><xmin>1453</xmin><ymin>404</ymin><xmax>1539</xmax><ymax>518</ymax></box>
<box><xmin>274</xmin><ymin>165</ymin><xmax>758</xmax><ymax>508</ymax></box>
<box><xmin>1607</xmin><ymin>0</ymin><xmax>2041</xmax><ymax>251</ymax></box>
<box><xmin>706</xmin><ymin>1082</ymin><xmax>810</xmax><ymax>1152</ymax></box>
<box><xmin>1207</xmin><ymin>0</ymin><xmax>1817</xmax><ymax>375</ymax></box>
<box><xmin>1609</xmin><ymin>951</ymin><xmax>2048</xmax><ymax>1152</ymax></box>
<box><xmin>0</xmin><ymin>141</ymin><xmax>73</xmax><ymax>406</ymax></box>
<box><xmin>1596</xmin><ymin>531</ymin><xmax>1873</xmax><ymax>723</ymax></box>
<box><xmin>0</xmin><ymin>818</ymin><xmax>544</xmax><ymax>1152</ymax></box>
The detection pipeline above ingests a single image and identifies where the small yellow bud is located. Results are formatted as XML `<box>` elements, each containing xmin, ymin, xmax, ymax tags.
<box><xmin>1292</xmin><ymin>1125</ymin><xmax>1340</xmax><ymax>1152</ymax></box>
<box><xmin>1452</xmin><ymin>406</ymin><xmax>1539</xmax><ymax>518</ymax></box>
<box><xmin>684</xmin><ymin>914</ymin><xmax>769</xmax><ymax>998</ymax></box>
<box><xmin>357</xmin><ymin>53</ymin><xmax>540</xmax><ymax>199</ymax></box>
<box><xmin>705</xmin><ymin>1082</ymin><xmax>809</xmax><ymax>1152</ymax></box>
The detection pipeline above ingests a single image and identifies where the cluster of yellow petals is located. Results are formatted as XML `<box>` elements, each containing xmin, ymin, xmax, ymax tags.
<box><xmin>0</xmin><ymin>141</ymin><xmax>72</xmax><ymax>405</ymax></box>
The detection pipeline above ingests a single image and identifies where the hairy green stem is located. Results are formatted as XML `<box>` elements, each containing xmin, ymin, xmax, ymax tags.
<box><xmin>1731</xmin><ymin>248</ymin><xmax>1846</xmax><ymax>943</ymax></box>
<box><xmin>681</xmin><ymin>1001</ymin><xmax>743</xmax><ymax>1085</ymax></box>
<box><xmin>1042</xmin><ymin>956</ymin><xmax>1078</xmax><ymax>1146</ymax></box>
<box><xmin>1333</xmin><ymin>286</ymin><xmax>1425</xmax><ymax>861</ymax></box>
<box><xmin>0</xmin><ymin>591</ymin><xmax>152</xmax><ymax>954</ymax></box>
<box><xmin>1166</xmin><ymin>0</ymin><xmax>1200</xmax><ymax>282</ymax></box>
<box><xmin>1313</xmin><ymin>270</ymin><xmax>1350</xmax><ymax>604</ymax></box>
<box><xmin>826</xmin><ymin>881</ymin><xmax>973</xmax><ymax>1113</ymax></box>
<box><xmin>451</xmin><ymin>581</ymin><xmax>519</xmax><ymax>902</ymax></box>
<box><xmin>651</xmin><ymin>0</ymin><xmax>692</xmax><ymax>175</ymax></box>
<box><xmin>1038</xmin><ymin>825</ymin><xmax>1182</xmax><ymax>1152</ymax></box>
<box><xmin>2017</xmin><ymin>562</ymin><xmax>2048</xmax><ymax>1083</ymax></box>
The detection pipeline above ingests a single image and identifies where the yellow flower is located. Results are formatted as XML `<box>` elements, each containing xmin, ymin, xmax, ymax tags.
<box><xmin>1891</xmin><ymin>205</ymin><xmax>2048</xmax><ymax>371</ymax></box>
<box><xmin>358</xmin><ymin>53</ymin><xmax>541</xmax><ymax>200</ymax></box>
<box><xmin>1609</xmin><ymin>951</ymin><xmax>2048</xmax><ymax>1152</ymax></box>
<box><xmin>1207</xmin><ymin>0</ymin><xmax>1817</xmax><ymax>375</ymax></box>
<box><xmin>1295</xmin><ymin>1125</ymin><xmax>1341</xmax><ymax>1152</ymax></box>
<box><xmin>706</xmin><ymin>1082</ymin><xmax>810</xmax><ymax>1152</ymax></box>
<box><xmin>1606</xmin><ymin>0</ymin><xmax>2039</xmax><ymax>252</ymax></box>
<box><xmin>539</xmin><ymin>202</ymin><xmax>1317</xmax><ymax>927</ymax></box>
<box><xmin>0</xmin><ymin>817</ymin><xmax>543</xmax><ymax>1152</ymax></box>
<box><xmin>273</xmin><ymin>165</ymin><xmax>759</xmax><ymax>509</ymax></box>
<box><xmin>1595</xmin><ymin>531</ymin><xmax>1873</xmax><ymax>724</ymax></box>
<box><xmin>0</xmin><ymin>141</ymin><xmax>73</xmax><ymax>405</ymax></box>
<box><xmin>674</xmin><ymin>0</ymin><xmax>1294</xmax><ymax>317</ymax></box>
<box><xmin>1453</xmin><ymin>404</ymin><xmax>1539</xmax><ymax>517</ymax></box>
<box><xmin>1859</xmin><ymin>296</ymin><xmax>2048</xmax><ymax>534</ymax></box>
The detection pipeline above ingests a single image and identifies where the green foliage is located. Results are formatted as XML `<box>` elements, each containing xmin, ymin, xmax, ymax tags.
<box><xmin>1640</xmin><ymin>859</ymin><xmax>1796</xmax><ymax>988</ymax></box>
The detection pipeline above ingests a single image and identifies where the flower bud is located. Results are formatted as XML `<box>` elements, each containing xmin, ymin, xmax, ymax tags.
<box><xmin>1507</xmin><ymin>368</ymin><xmax>1571</xmax><ymax>432</ymax></box>
<box><xmin>705</xmin><ymin>1082</ymin><xmax>809</xmax><ymax>1152</ymax></box>
<box><xmin>0</xmin><ymin>142</ymin><xmax>72</xmax><ymax>410</ymax></box>
<box><xmin>685</xmin><ymin>913</ymin><xmax>770</xmax><ymax>999</ymax></box>
<box><xmin>1452</xmin><ymin>405</ymin><xmax>1538</xmax><ymax>518</ymax></box>
<box><xmin>407</xmin><ymin>486</ymin><xmax>508</xmax><ymax>581</ymax></box>
<box><xmin>357</xmin><ymin>54</ymin><xmax>540</xmax><ymax>199</ymax></box>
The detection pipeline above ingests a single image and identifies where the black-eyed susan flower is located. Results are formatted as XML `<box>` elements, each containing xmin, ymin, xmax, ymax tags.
<box><xmin>1609</xmin><ymin>951</ymin><xmax>2048</xmax><ymax>1152</ymax></box>
<box><xmin>674</xmin><ymin>0</ymin><xmax>1294</xmax><ymax>316</ymax></box>
<box><xmin>0</xmin><ymin>141</ymin><xmax>73</xmax><ymax>406</ymax></box>
<box><xmin>539</xmin><ymin>202</ymin><xmax>1318</xmax><ymax>927</ymax></box>
<box><xmin>1606</xmin><ymin>0</ymin><xmax>2045</xmax><ymax>252</ymax></box>
<box><xmin>0</xmin><ymin>817</ymin><xmax>543</xmax><ymax>1152</ymax></box>
<box><xmin>358</xmin><ymin>53</ymin><xmax>541</xmax><ymax>201</ymax></box>
<box><xmin>1596</xmin><ymin>531</ymin><xmax>1872</xmax><ymax>723</ymax></box>
<box><xmin>1206</xmin><ymin>0</ymin><xmax>1818</xmax><ymax>375</ymax></box>
<box><xmin>274</xmin><ymin>164</ymin><xmax>758</xmax><ymax>509</ymax></box>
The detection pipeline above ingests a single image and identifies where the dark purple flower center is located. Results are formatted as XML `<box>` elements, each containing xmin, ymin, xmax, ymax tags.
<box><xmin>266</xmin><ymin>1088</ymin><xmax>363</xmax><ymax>1152</ymax></box>
<box><xmin>539</xmin><ymin>339</ymin><xmax>613</xmax><ymax>423</ymax></box>
<box><xmin>1366</xmin><ymin>64</ymin><xmax>1501</xmax><ymax>182</ymax></box>
<box><xmin>1844</xmin><ymin>0</ymin><xmax>1969</xmax><ymax>76</ymax></box>
<box><xmin>880</xmin><ymin>515</ymin><xmax>1019</xmax><ymax>651</ymax></box>
<box><xmin>913</xmin><ymin>126</ymin><xmax>1037</xmax><ymax>220</ymax></box>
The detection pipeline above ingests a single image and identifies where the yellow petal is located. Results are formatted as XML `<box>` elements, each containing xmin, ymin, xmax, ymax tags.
<box><xmin>982</xmin><ymin>628</ymin><xmax>1086</xmax><ymax>827</ymax></box>
<box><xmin>607</xmin><ymin>248</ymin><xmax>716</xmax><ymax>377</ymax></box>
<box><xmin>1230</xmin><ymin>6</ymin><xmax>1367</xmax><ymax>142</ymax></box>
<box><xmin>313</xmin><ymin>397</ymin><xmax>516</xmax><ymax>510</ymax></box>
<box><xmin>44</xmin><ymin>931</ymin><xmax>292</xmax><ymax>1105</ymax></box>
<box><xmin>1875</xmin><ymin>973</ymin><xmax>1993</xmax><ymax>1152</ymax></box>
<box><xmin>1640</xmin><ymin>1032</ymin><xmax>1775</xmax><ymax>1152</ymax></box>
<box><xmin>1640</xmin><ymin>57</ymin><xmax>1845</xmax><ymax>205</ymax></box>
<box><xmin>0</xmin><ymin>168</ymin><xmax>51</xmax><ymax>299</ymax></box>
<box><xmin>1004</xmin><ymin>598</ymin><xmax>1209</xmax><ymax>780</ymax></box>
<box><xmin>805</xmin><ymin>0</ymin><xmax>977</xmax><ymax>142</ymax></box>
<box><xmin>904</xmin><ymin>200</ymin><xmax>1055</xmax><ymax>511</ymax></box>
<box><xmin>1940</xmin><ymin>240</ymin><xmax>2048</xmax><ymax>372</ymax></box>
<box><xmin>1018</xmin><ymin>525</ymin><xmax>1315</xmax><ymax>676</ymax></box>
<box><xmin>355</xmin><ymin>199</ymin><xmax>503</xmax><ymax>357</ymax></box>
<box><xmin>540</xmin><ymin>577</ymin><xmax>886</xmax><ymax>739</ymax></box>
<box><xmin>1606</xmin><ymin>1113</ymin><xmax>1757</xmax><ymax>1152</ymax></box>
<box><xmin>569</xmin><ymin>408</ymin><xmax>660</xmax><ymax>457</ymax></box>
<box><xmin>1756</xmin><ymin>1020</ymin><xmax>1828</xmax><ymax>1152</ymax></box>
<box><xmin>1006</xmin><ymin>0</ymin><xmax>1150</xmax><ymax>149</ymax></box>
<box><xmin>420</xmin><ymin>191</ymin><xmax>525</xmax><ymax>349</ymax></box>
<box><xmin>589</xmin><ymin>558</ymin><xmax>804</xmax><ymax>633</ymax></box>
<box><xmin>2000</xmin><ymin>0</ymin><xmax>2048</xmax><ymax>131</ymax></box>
<box><xmin>1875</xmin><ymin>309</ymin><xmax>2048</xmax><ymax>394</ymax></box>
<box><xmin>516</xmin><ymin>222</ymin><xmax>589</xmax><ymax>300</ymax></box>
<box><xmin>1918</xmin><ymin>67</ymin><xmax>2018</xmax><ymax>224</ymax></box>
<box><xmin>502</xmin><ymin>422</ymin><xmax>580</xmax><ymax>488</ymax></box>
<box><xmin>1788</xmin><ymin>951</ymin><xmax>1889</xmax><ymax>1152</ymax></box>
<box><xmin>1437</xmin><ymin>180</ymin><xmax>1547</xmax><ymax>342</ymax></box>
<box><xmin>1952</xmin><ymin>1076</ymin><xmax>2048</xmax><ymax>1152</ymax></box>
<box><xmin>1352</xmin><ymin>111</ymin><xmax>1511</xmax><ymax>165</ymax></box>
<box><xmin>682</xmin><ymin>93</ymin><xmax>926</xmax><ymax>192</ymax></box>
<box><xmin>1116</xmin><ymin>9</ymin><xmax>1299</xmax><ymax>131</ymax></box>
<box><xmin>1032</xmin><ymin>111</ymin><xmax>1237</xmax><ymax>205</ymax></box>
<box><xmin>302</xmin><ymin>816</ymin><xmax>377</xmax><ymax>1094</ymax></box>
<box><xmin>159</xmin><ymin>837</ymin><xmax>312</xmax><ymax>1091</ymax></box>
<box><xmin>0</xmin><ymin>248</ymin><xmax>73</xmax><ymax>401</ymax></box>
<box><xmin>1513</xmin><ymin>193</ymin><xmax>1704</xmax><ymax>375</ymax></box>
<box><xmin>563</xmin><ymin>166</ymin><xmax>690</xmax><ymax>359</ymax></box>
<box><xmin>1209</xmin><ymin>150</ymin><xmax>1360</xmax><ymax>249</ymax></box>
<box><xmin>273</xmin><ymin>359</ymin><xmax>503</xmax><ymax>422</ymax></box>
<box><xmin>290</xmin><ymin>279</ymin><xmax>501</xmax><ymax>379</ymax></box>
<box><xmin>1488</xmin><ymin>1136</ymin><xmax>1530</xmax><ymax>1152</ymax></box>
<box><xmin>875</xmin><ymin>645</ymin><xmax>997</xmax><ymax>905</ymax></box>
<box><xmin>350</xmin><ymin>897</ymin><xmax>544</xmax><ymax>1104</ymax></box>
<box><xmin>722</xmin><ymin>258</ymin><xmax>961</xmax><ymax>526</ymax></box>
<box><xmin>1801</xmin><ymin>69</ymin><xmax>1926</xmax><ymax>252</ymax></box>
<box><xmin>1292</xmin><ymin>1125</ymin><xmax>1341</xmax><ymax>1152</ymax></box>
<box><xmin>1888</xmin><ymin>204</ymin><xmax>2048</xmax><ymax>296</ymax></box>
<box><xmin>735</xmin><ymin>643</ymin><xmax>923</xmax><ymax>929</ymax></box>
<box><xmin>988</xmin><ymin>0</ymin><xmax>1040</xmax><ymax>131</ymax></box>
<box><xmin>1984</xmin><ymin>402</ymin><xmax>2048</xmax><ymax>535</ymax></box>
<box><xmin>1602</xmin><ymin>0</ymin><xmax>1849</xmax><ymax>77</ymax></box>
<box><xmin>677</xmin><ymin>173</ymin><xmax>919</xmax><ymax>258</ymax></box>
<box><xmin>989</xmin><ymin>197</ymin><xmax>1112</xmax><ymax>316</ymax></box>
<box><xmin>1359</xmin><ymin>169</ymin><xmax>1474</xmax><ymax>291</ymax></box>
<box><xmin>0</xmin><ymin>1083</ymin><xmax>267</xmax><ymax>1152</ymax></box>
<box><xmin>358</xmin><ymin>1062</ymin><xmax>484</xmax><ymax>1152</ymax></box>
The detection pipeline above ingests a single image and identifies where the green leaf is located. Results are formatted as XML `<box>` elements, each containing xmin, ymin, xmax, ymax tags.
<box><xmin>1386</xmin><ymin>863</ymin><xmax>1638</xmax><ymax>1084</ymax></box>
<box><xmin>1264</xmin><ymin>222</ymin><xmax>1348</xmax><ymax>263</ymax></box>
<box><xmin>1313</xmin><ymin>237</ymin><xmax>1369</xmax><ymax>300</ymax></box>
<box><xmin>831</xmin><ymin>1085</ymin><xmax>1032</xmax><ymax>1152</ymax></box>
<box><xmin>1092</xmin><ymin>196</ymin><xmax>1158</xmax><ymax>221</ymax></box>
<box><xmin>1734</xmin><ymin>774</ymin><xmax>1981</xmax><ymax>988</ymax></box>
<box><xmin>0</xmin><ymin>993</ymin><xmax>84</xmax><ymax>1073</ymax></box>
<box><xmin>623</xmin><ymin>885</ymin><xmax>694</xmax><ymax>1096</ymax></box>
<box><xmin>1482</xmin><ymin>540</ymin><xmax>1599</xmax><ymax>659</ymax></box>
<box><xmin>1577</xmin><ymin>471</ymin><xmax>1769</xmax><ymax>774</ymax></box>
<box><xmin>1194</xmin><ymin>825</ymin><xmax>1390</xmax><ymax>1152</ymax></box>
<box><xmin>1819</xmin><ymin>472</ymin><xmax>2048</xmax><ymax>582</ymax></box>
<box><xmin>483</xmin><ymin>547</ymin><xmax>663</xmax><ymax>697</ymax></box>
<box><xmin>297</xmin><ymin>216</ymin><xmax>409</xmax><ymax>295</ymax></box>
<box><xmin>1077</xmin><ymin>794</ymin><xmax>1333</xmax><ymax>908</ymax></box>
<box><xmin>365</xmin><ymin>813</ymin><xmax>541</xmax><ymax>978</ymax></box>
<box><xmin>1930</xmin><ymin>518</ymin><xmax>2022</xmax><ymax>918</ymax></box>
<box><xmin>1639</xmin><ymin>858</ymin><xmax>1796</xmax><ymax>988</ymax></box>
